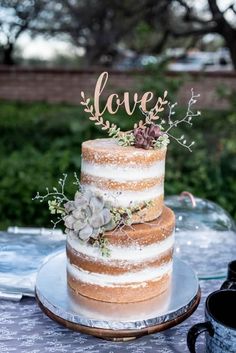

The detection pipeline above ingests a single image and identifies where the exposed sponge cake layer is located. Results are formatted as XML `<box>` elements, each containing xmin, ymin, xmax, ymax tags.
<box><xmin>67</xmin><ymin>244</ymin><xmax>174</xmax><ymax>275</ymax></box>
<box><xmin>82</xmin><ymin>138</ymin><xmax>167</xmax><ymax>165</ymax></box>
<box><xmin>81</xmin><ymin>139</ymin><xmax>167</xmax><ymax>223</ymax></box>
<box><xmin>67</xmin><ymin>270</ymin><xmax>171</xmax><ymax>303</ymax></box>
<box><xmin>81</xmin><ymin>173</ymin><xmax>164</xmax><ymax>191</ymax></box>
<box><xmin>66</xmin><ymin>206</ymin><xmax>175</xmax><ymax>303</ymax></box>
<box><xmin>69</xmin><ymin>206</ymin><xmax>174</xmax><ymax>248</ymax></box>
<box><xmin>68</xmin><ymin>285</ymin><xmax>172</xmax><ymax>321</ymax></box>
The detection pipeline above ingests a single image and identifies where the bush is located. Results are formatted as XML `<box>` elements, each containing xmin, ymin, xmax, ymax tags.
<box><xmin>0</xmin><ymin>96</ymin><xmax>235</xmax><ymax>230</ymax></box>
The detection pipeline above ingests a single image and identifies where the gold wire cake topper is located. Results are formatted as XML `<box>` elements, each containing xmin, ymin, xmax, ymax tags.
<box><xmin>81</xmin><ymin>71</ymin><xmax>201</xmax><ymax>151</ymax></box>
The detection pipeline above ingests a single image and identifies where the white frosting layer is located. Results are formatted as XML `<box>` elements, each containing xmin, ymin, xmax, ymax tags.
<box><xmin>81</xmin><ymin>159</ymin><xmax>165</xmax><ymax>181</ymax></box>
<box><xmin>67</xmin><ymin>260</ymin><xmax>172</xmax><ymax>286</ymax></box>
<box><xmin>67</xmin><ymin>232</ymin><xmax>174</xmax><ymax>263</ymax></box>
<box><xmin>82</xmin><ymin>184</ymin><xmax>164</xmax><ymax>207</ymax></box>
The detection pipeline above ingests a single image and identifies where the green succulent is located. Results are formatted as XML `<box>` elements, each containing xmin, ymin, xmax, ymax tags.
<box><xmin>48</xmin><ymin>200</ymin><xmax>65</xmax><ymax>215</ymax></box>
<box><xmin>63</xmin><ymin>190</ymin><xmax>115</xmax><ymax>242</ymax></box>
<box><xmin>117</xmin><ymin>133</ymin><xmax>135</xmax><ymax>147</ymax></box>
<box><xmin>153</xmin><ymin>134</ymin><xmax>170</xmax><ymax>149</ymax></box>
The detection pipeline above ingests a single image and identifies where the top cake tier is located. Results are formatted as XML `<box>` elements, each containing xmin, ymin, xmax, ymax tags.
<box><xmin>81</xmin><ymin>138</ymin><xmax>167</xmax><ymax>223</ymax></box>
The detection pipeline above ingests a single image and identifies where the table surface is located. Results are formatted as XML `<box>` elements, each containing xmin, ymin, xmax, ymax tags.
<box><xmin>0</xmin><ymin>279</ymin><xmax>221</xmax><ymax>353</ymax></box>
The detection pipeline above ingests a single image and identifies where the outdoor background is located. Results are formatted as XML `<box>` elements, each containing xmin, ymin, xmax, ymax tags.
<box><xmin>0</xmin><ymin>0</ymin><xmax>235</xmax><ymax>229</ymax></box>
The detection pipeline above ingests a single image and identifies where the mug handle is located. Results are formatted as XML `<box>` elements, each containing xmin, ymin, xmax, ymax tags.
<box><xmin>187</xmin><ymin>322</ymin><xmax>214</xmax><ymax>353</ymax></box>
<box><xmin>220</xmin><ymin>280</ymin><xmax>236</xmax><ymax>290</ymax></box>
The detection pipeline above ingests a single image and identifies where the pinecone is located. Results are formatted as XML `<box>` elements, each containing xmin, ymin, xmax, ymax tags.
<box><xmin>133</xmin><ymin>124</ymin><xmax>163</xmax><ymax>149</ymax></box>
<box><xmin>63</xmin><ymin>190</ymin><xmax>114</xmax><ymax>241</ymax></box>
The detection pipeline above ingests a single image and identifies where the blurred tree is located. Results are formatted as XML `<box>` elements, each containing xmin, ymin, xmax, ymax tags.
<box><xmin>39</xmin><ymin>0</ymin><xmax>172</xmax><ymax>67</ymax></box>
<box><xmin>124</xmin><ymin>0</ymin><xmax>236</xmax><ymax>68</ymax></box>
<box><xmin>42</xmin><ymin>0</ymin><xmax>236</xmax><ymax>68</ymax></box>
<box><xmin>171</xmin><ymin>0</ymin><xmax>236</xmax><ymax>69</ymax></box>
<box><xmin>1</xmin><ymin>0</ymin><xmax>235</xmax><ymax>68</ymax></box>
<box><xmin>0</xmin><ymin>0</ymin><xmax>47</xmax><ymax>65</ymax></box>
<box><xmin>123</xmin><ymin>6</ymin><xmax>196</xmax><ymax>55</ymax></box>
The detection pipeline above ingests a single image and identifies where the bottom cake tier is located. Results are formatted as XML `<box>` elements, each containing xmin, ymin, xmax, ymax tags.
<box><xmin>66</xmin><ymin>206</ymin><xmax>175</xmax><ymax>303</ymax></box>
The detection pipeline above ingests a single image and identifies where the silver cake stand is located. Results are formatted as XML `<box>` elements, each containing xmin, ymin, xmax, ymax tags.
<box><xmin>35</xmin><ymin>252</ymin><xmax>200</xmax><ymax>341</ymax></box>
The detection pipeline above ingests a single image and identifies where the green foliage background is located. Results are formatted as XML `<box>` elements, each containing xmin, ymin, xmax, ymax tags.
<box><xmin>0</xmin><ymin>73</ymin><xmax>235</xmax><ymax>229</ymax></box>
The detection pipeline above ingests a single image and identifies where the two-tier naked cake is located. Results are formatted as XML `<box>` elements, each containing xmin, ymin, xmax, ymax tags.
<box><xmin>66</xmin><ymin>139</ymin><xmax>175</xmax><ymax>303</ymax></box>
<box><xmin>36</xmin><ymin>72</ymin><xmax>199</xmax><ymax>303</ymax></box>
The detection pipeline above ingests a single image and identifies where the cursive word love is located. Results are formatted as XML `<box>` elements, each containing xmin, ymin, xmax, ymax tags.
<box><xmin>92</xmin><ymin>72</ymin><xmax>167</xmax><ymax>116</ymax></box>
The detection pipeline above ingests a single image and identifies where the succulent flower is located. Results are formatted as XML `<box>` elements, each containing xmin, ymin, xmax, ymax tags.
<box><xmin>133</xmin><ymin>124</ymin><xmax>163</xmax><ymax>149</ymax></box>
<box><xmin>153</xmin><ymin>134</ymin><xmax>170</xmax><ymax>149</ymax></box>
<box><xmin>63</xmin><ymin>190</ymin><xmax>114</xmax><ymax>242</ymax></box>
<box><xmin>117</xmin><ymin>132</ymin><xmax>135</xmax><ymax>147</ymax></box>
<box><xmin>48</xmin><ymin>200</ymin><xmax>65</xmax><ymax>215</ymax></box>
<box><xmin>48</xmin><ymin>200</ymin><xmax>58</xmax><ymax>214</ymax></box>
<box><xmin>35</xmin><ymin>173</ymin><xmax>157</xmax><ymax>257</ymax></box>
<box><xmin>133</xmin><ymin>128</ymin><xmax>152</xmax><ymax>149</ymax></box>
<box><xmin>147</xmin><ymin>124</ymin><xmax>163</xmax><ymax>139</ymax></box>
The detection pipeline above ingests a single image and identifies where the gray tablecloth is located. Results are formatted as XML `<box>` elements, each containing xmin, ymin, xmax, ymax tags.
<box><xmin>0</xmin><ymin>279</ymin><xmax>221</xmax><ymax>353</ymax></box>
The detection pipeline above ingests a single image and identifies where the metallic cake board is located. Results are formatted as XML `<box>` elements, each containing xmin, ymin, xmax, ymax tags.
<box><xmin>35</xmin><ymin>252</ymin><xmax>200</xmax><ymax>340</ymax></box>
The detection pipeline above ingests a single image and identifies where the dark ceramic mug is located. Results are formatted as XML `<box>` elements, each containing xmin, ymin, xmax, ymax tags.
<box><xmin>221</xmin><ymin>260</ymin><xmax>236</xmax><ymax>290</ymax></box>
<box><xmin>187</xmin><ymin>290</ymin><xmax>236</xmax><ymax>353</ymax></box>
